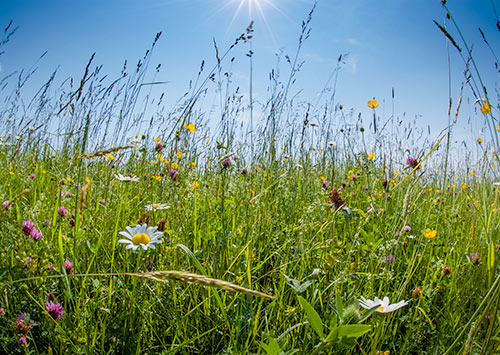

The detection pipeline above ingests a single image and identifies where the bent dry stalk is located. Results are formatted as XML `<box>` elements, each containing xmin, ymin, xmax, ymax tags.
<box><xmin>3</xmin><ymin>271</ymin><xmax>274</xmax><ymax>299</ymax></box>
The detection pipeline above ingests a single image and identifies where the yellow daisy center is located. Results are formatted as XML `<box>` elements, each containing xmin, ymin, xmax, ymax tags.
<box><xmin>378</xmin><ymin>306</ymin><xmax>385</xmax><ymax>312</ymax></box>
<box><xmin>132</xmin><ymin>233</ymin><xmax>150</xmax><ymax>245</ymax></box>
<box><xmin>153</xmin><ymin>204</ymin><xmax>161</xmax><ymax>209</ymax></box>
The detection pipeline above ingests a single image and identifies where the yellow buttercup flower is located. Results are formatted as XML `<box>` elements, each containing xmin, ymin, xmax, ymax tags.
<box><xmin>422</xmin><ymin>228</ymin><xmax>437</xmax><ymax>239</ymax></box>
<box><xmin>481</xmin><ymin>102</ymin><xmax>492</xmax><ymax>115</ymax></box>
<box><xmin>186</xmin><ymin>123</ymin><xmax>196</xmax><ymax>133</ymax></box>
<box><xmin>368</xmin><ymin>152</ymin><xmax>376</xmax><ymax>160</ymax></box>
<box><xmin>368</xmin><ymin>99</ymin><xmax>379</xmax><ymax>109</ymax></box>
<box><xmin>192</xmin><ymin>181</ymin><xmax>199</xmax><ymax>189</ymax></box>
<box><xmin>154</xmin><ymin>137</ymin><xmax>161</xmax><ymax>142</ymax></box>
<box><xmin>176</xmin><ymin>151</ymin><xmax>182</xmax><ymax>159</ymax></box>
<box><xmin>477</xmin><ymin>138</ymin><xmax>483</xmax><ymax>144</ymax></box>
<box><xmin>171</xmin><ymin>162</ymin><xmax>179</xmax><ymax>169</ymax></box>
<box><xmin>106</xmin><ymin>154</ymin><xmax>115</xmax><ymax>161</ymax></box>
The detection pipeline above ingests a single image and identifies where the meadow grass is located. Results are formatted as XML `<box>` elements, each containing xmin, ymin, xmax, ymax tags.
<box><xmin>1</xmin><ymin>4</ymin><xmax>500</xmax><ymax>354</ymax></box>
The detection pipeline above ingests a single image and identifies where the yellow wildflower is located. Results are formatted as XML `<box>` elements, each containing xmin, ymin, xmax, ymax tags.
<box><xmin>368</xmin><ymin>99</ymin><xmax>379</xmax><ymax>109</ymax></box>
<box><xmin>481</xmin><ymin>102</ymin><xmax>492</xmax><ymax>115</ymax></box>
<box><xmin>422</xmin><ymin>228</ymin><xmax>437</xmax><ymax>239</ymax></box>
<box><xmin>320</xmin><ymin>176</ymin><xmax>326</xmax><ymax>181</ymax></box>
<box><xmin>176</xmin><ymin>151</ymin><xmax>182</xmax><ymax>159</ymax></box>
<box><xmin>186</xmin><ymin>123</ymin><xmax>196</xmax><ymax>133</ymax></box>
<box><xmin>469</xmin><ymin>171</ymin><xmax>475</xmax><ymax>176</ymax></box>
<box><xmin>106</xmin><ymin>154</ymin><xmax>115</xmax><ymax>161</ymax></box>
<box><xmin>191</xmin><ymin>162</ymin><xmax>197</xmax><ymax>167</ymax></box>
<box><xmin>192</xmin><ymin>181</ymin><xmax>199</xmax><ymax>189</ymax></box>
<box><xmin>152</xmin><ymin>175</ymin><xmax>162</xmax><ymax>181</ymax></box>
<box><xmin>368</xmin><ymin>152</ymin><xmax>376</xmax><ymax>160</ymax></box>
<box><xmin>154</xmin><ymin>137</ymin><xmax>161</xmax><ymax>142</ymax></box>
<box><xmin>462</xmin><ymin>182</ymin><xmax>467</xmax><ymax>189</ymax></box>
<box><xmin>66</xmin><ymin>177</ymin><xmax>72</xmax><ymax>182</ymax></box>
<box><xmin>477</xmin><ymin>138</ymin><xmax>483</xmax><ymax>144</ymax></box>
<box><xmin>171</xmin><ymin>162</ymin><xmax>179</xmax><ymax>169</ymax></box>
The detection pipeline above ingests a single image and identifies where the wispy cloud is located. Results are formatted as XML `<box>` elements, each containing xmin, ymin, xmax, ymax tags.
<box><xmin>344</xmin><ymin>38</ymin><xmax>360</xmax><ymax>46</ymax></box>
<box><xmin>345</xmin><ymin>54</ymin><xmax>358</xmax><ymax>74</ymax></box>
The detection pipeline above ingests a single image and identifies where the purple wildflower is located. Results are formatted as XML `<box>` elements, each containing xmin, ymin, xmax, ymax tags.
<box><xmin>25</xmin><ymin>257</ymin><xmax>32</xmax><ymax>263</ymax></box>
<box><xmin>471</xmin><ymin>253</ymin><xmax>482</xmax><ymax>265</ymax></box>
<box><xmin>403</xmin><ymin>225</ymin><xmax>411</xmax><ymax>232</ymax></box>
<box><xmin>395</xmin><ymin>231</ymin><xmax>401</xmax><ymax>237</ymax></box>
<box><xmin>22</xmin><ymin>220</ymin><xmax>35</xmax><ymax>236</ymax></box>
<box><xmin>57</xmin><ymin>206</ymin><xmax>68</xmax><ymax>217</ymax></box>
<box><xmin>2</xmin><ymin>200</ymin><xmax>11</xmax><ymax>209</ymax></box>
<box><xmin>0</xmin><ymin>308</ymin><xmax>5</xmax><ymax>316</ymax></box>
<box><xmin>406</xmin><ymin>157</ymin><xmax>419</xmax><ymax>169</ymax></box>
<box><xmin>64</xmin><ymin>259</ymin><xmax>73</xmax><ymax>274</ymax></box>
<box><xmin>17</xmin><ymin>335</ymin><xmax>27</xmax><ymax>346</ymax></box>
<box><xmin>30</xmin><ymin>229</ymin><xmax>42</xmax><ymax>241</ymax></box>
<box><xmin>386</xmin><ymin>195</ymin><xmax>392</xmax><ymax>200</ymax></box>
<box><xmin>385</xmin><ymin>255</ymin><xmax>395</xmax><ymax>263</ymax></box>
<box><xmin>322</xmin><ymin>180</ymin><xmax>329</xmax><ymax>189</ymax></box>
<box><xmin>155</xmin><ymin>143</ymin><xmax>163</xmax><ymax>152</ymax></box>
<box><xmin>222</xmin><ymin>157</ymin><xmax>232</xmax><ymax>169</ymax></box>
<box><xmin>145</xmin><ymin>262</ymin><xmax>155</xmax><ymax>271</ymax></box>
<box><xmin>43</xmin><ymin>219</ymin><xmax>51</xmax><ymax>226</ymax></box>
<box><xmin>443</xmin><ymin>265</ymin><xmax>451</xmax><ymax>276</ymax></box>
<box><xmin>361</xmin><ymin>185</ymin><xmax>368</xmax><ymax>190</ymax></box>
<box><xmin>99</xmin><ymin>198</ymin><xmax>105</xmax><ymax>204</ymax></box>
<box><xmin>45</xmin><ymin>301</ymin><xmax>64</xmax><ymax>321</ymax></box>
<box><xmin>16</xmin><ymin>312</ymin><xmax>26</xmax><ymax>322</ymax></box>
<box><xmin>29</xmin><ymin>173</ymin><xmax>36</xmax><ymax>179</ymax></box>
<box><xmin>168</xmin><ymin>169</ymin><xmax>178</xmax><ymax>181</ymax></box>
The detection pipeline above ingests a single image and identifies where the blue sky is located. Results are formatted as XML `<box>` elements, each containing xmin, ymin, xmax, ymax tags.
<box><xmin>1</xmin><ymin>0</ymin><xmax>499</xmax><ymax>142</ymax></box>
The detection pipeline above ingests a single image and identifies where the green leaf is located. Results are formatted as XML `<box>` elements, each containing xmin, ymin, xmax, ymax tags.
<box><xmin>336</xmin><ymin>293</ymin><xmax>344</xmax><ymax>320</ymax></box>
<box><xmin>337</xmin><ymin>324</ymin><xmax>371</xmax><ymax>338</ymax></box>
<box><xmin>488</xmin><ymin>241</ymin><xmax>495</xmax><ymax>272</ymax></box>
<box><xmin>286</xmin><ymin>278</ymin><xmax>314</xmax><ymax>293</ymax></box>
<box><xmin>260</xmin><ymin>337</ymin><xmax>280</xmax><ymax>355</ymax></box>
<box><xmin>298</xmin><ymin>296</ymin><xmax>324</xmax><ymax>339</ymax></box>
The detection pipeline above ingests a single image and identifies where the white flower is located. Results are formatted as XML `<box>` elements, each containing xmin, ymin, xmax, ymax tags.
<box><xmin>359</xmin><ymin>296</ymin><xmax>408</xmax><ymax>313</ymax></box>
<box><xmin>114</xmin><ymin>173</ymin><xmax>140</xmax><ymax>182</ymax></box>
<box><xmin>28</xmin><ymin>126</ymin><xmax>35</xmax><ymax>132</ymax></box>
<box><xmin>493</xmin><ymin>182</ymin><xmax>500</xmax><ymax>186</ymax></box>
<box><xmin>145</xmin><ymin>203</ymin><xmax>170</xmax><ymax>211</ymax></box>
<box><xmin>117</xmin><ymin>224</ymin><xmax>163</xmax><ymax>251</ymax></box>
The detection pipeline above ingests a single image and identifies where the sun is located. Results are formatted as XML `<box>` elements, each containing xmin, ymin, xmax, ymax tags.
<box><xmin>221</xmin><ymin>0</ymin><xmax>284</xmax><ymax>43</ymax></box>
<box><xmin>231</xmin><ymin>0</ymin><xmax>269</xmax><ymax>21</ymax></box>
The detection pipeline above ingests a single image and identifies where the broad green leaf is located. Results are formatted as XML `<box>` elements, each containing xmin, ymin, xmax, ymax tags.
<box><xmin>260</xmin><ymin>337</ymin><xmax>280</xmax><ymax>355</ymax></box>
<box><xmin>298</xmin><ymin>296</ymin><xmax>324</xmax><ymax>339</ymax></box>
<box><xmin>337</xmin><ymin>324</ymin><xmax>371</xmax><ymax>338</ymax></box>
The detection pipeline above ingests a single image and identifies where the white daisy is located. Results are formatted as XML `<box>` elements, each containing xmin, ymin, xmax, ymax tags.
<box><xmin>493</xmin><ymin>182</ymin><xmax>500</xmax><ymax>186</ymax></box>
<box><xmin>114</xmin><ymin>173</ymin><xmax>140</xmax><ymax>182</ymax></box>
<box><xmin>145</xmin><ymin>203</ymin><xmax>170</xmax><ymax>211</ymax></box>
<box><xmin>359</xmin><ymin>296</ymin><xmax>408</xmax><ymax>313</ymax></box>
<box><xmin>117</xmin><ymin>224</ymin><xmax>163</xmax><ymax>251</ymax></box>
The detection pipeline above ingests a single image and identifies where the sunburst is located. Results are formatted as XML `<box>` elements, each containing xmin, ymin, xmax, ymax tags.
<box><xmin>220</xmin><ymin>0</ymin><xmax>285</xmax><ymax>44</ymax></box>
